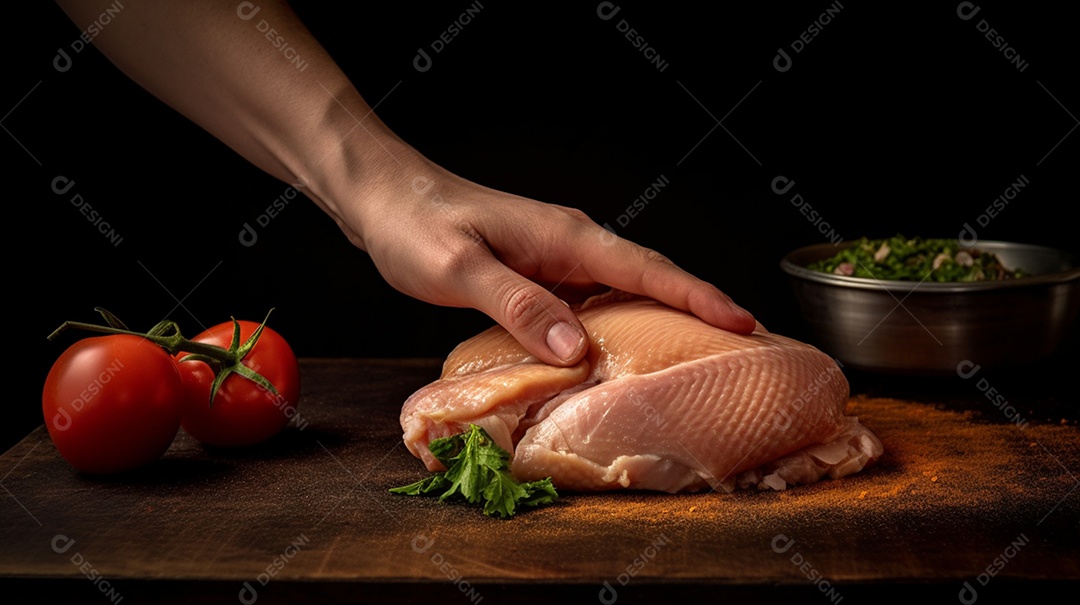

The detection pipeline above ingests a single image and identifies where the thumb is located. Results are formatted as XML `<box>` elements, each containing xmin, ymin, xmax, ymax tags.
<box><xmin>470</xmin><ymin>265</ymin><xmax>588</xmax><ymax>367</ymax></box>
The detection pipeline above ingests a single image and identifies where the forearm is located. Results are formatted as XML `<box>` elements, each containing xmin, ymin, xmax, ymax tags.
<box><xmin>54</xmin><ymin>0</ymin><xmax>418</xmax><ymax>248</ymax></box>
<box><xmin>55</xmin><ymin>1</ymin><xmax>757</xmax><ymax>365</ymax></box>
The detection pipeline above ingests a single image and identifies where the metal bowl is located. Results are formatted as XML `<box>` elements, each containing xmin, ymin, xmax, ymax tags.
<box><xmin>779</xmin><ymin>241</ymin><xmax>1080</xmax><ymax>375</ymax></box>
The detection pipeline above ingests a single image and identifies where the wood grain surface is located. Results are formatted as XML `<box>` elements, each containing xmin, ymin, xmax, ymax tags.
<box><xmin>2</xmin><ymin>358</ymin><xmax>1077</xmax><ymax>604</ymax></box>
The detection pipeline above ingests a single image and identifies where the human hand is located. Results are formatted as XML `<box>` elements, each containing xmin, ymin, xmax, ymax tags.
<box><xmin>343</xmin><ymin>164</ymin><xmax>757</xmax><ymax>367</ymax></box>
<box><xmin>49</xmin><ymin>0</ymin><xmax>754</xmax><ymax>365</ymax></box>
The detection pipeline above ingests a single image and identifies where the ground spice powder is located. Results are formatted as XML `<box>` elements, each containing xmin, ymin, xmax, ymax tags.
<box><xmin>470</xmin><ymin>396</ymin><xmax>1078</xmax><ymax>583</ymax></box>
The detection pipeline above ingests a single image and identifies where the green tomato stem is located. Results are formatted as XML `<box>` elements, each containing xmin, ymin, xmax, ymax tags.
<box><xmin>47</xmin><ymin>308</ymin><xmax>281</xmax><ymax>406</ymax></box>
<box><xmin>48</xmin><ymin>320</ymin><xmax>224</xmax><ymax>359</ymax></box>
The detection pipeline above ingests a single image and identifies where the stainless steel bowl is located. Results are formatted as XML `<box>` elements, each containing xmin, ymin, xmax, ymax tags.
<box><xmin>780</xmin><ymin>241</ymin><xmax>1080</xmax><ymax>374</ymax></box>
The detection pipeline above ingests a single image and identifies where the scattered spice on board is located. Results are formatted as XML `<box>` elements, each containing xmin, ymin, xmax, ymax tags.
<box><xmin>528</xmin><ymin>396</ymin><xmax>1074</xmax><ymax>534</ymax></box>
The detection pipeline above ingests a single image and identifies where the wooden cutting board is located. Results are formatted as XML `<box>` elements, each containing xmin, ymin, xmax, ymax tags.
<box><xmin>1</xmin><ymin>358</ymin><xmax>1077</xmax><ymax>604</ymax></box>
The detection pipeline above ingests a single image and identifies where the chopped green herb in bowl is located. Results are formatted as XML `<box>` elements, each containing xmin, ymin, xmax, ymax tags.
<box><xmin>807</xmin><ymin>235</ymin><xmax>1025</xmax><ymax>282</ymax></box>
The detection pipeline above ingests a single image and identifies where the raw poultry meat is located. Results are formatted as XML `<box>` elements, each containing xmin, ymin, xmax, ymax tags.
<box><xmin>400</xmin><ymin>290</ymin><xmax>883</xmax><ymax>492</ymax></box>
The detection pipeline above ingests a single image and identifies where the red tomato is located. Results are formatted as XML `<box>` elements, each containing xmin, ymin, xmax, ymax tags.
<box><xmin>177</xmin><ymin>320</ymin><xmax>301</xmax><ymax>447</ymax></box>
<box><xmin>42</xmin><ymin>335</ymin><xmax>184</xmax><ymax>474</ymax></box>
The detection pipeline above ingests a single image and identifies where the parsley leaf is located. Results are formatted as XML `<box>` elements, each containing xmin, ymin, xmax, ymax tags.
<box><xmin>390</xmin><ymin>424</ymin><xmax>558</xmax><ymax>518</ymax></box>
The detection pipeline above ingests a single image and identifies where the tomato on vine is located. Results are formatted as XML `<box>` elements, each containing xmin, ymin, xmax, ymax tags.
<box><xmin>177</xmin><ymin>320</ymin><xmax>301</xmax><ymax>447</ymax></box>
<box><xmin>42</xmin><ymin>334</ymin><xmax>185</xmax><ymax>474</ymax></box>
<box><xmin>43</xmin><ymin>308</ymin><xmax>300</xmax><ymax>472</ymax></box>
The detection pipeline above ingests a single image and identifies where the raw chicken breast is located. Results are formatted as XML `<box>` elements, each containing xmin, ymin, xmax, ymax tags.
<box><xmin>400</xmin><ymin>290</ymin><xmax>883</xmax><ymax>493</ymax></box>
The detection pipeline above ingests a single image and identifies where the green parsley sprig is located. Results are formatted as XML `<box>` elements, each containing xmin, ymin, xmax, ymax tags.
<box><xmin>390</xmin><ymin>424</ymin><xmax>558</xmax><ymax>519</ymax></box>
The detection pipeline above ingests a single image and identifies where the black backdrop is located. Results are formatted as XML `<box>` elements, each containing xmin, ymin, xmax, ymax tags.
<box><xmin>8</xmin><ymin>1</ymin><xmax>1077</xmax><ymax>450</ymax></box>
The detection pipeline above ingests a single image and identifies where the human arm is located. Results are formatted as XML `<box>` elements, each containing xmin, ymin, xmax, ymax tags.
<box><xmin>54</xmin><ymin>0</ymin><xmax>756</xmax><ymax>365</ymax></box>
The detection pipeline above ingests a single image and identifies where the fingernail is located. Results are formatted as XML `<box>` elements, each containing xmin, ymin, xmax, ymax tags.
<box><xmin>546</xmin><ymin>322</ymin><xmax>584</xmax><ymax>362</ymax></box>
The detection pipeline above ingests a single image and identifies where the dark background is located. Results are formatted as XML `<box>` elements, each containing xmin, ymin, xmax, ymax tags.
<box><xmin>7</xmin><ymin>1</ymin><xmax>1077</xmax><ymax>451</ymax></box>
